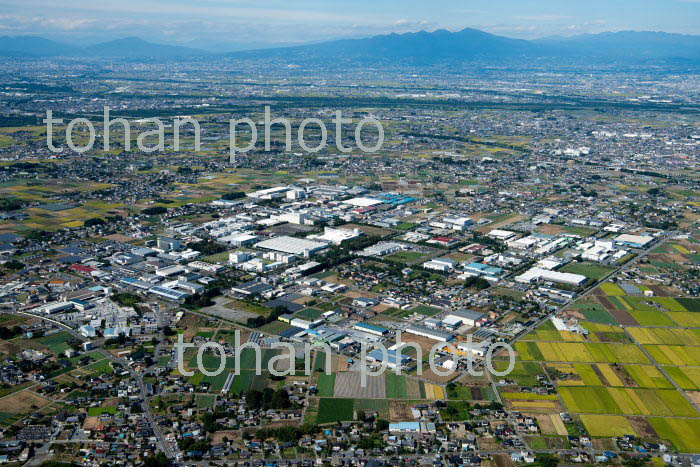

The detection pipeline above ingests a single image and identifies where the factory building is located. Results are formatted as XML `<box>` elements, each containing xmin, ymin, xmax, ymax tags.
<box><xmin>405</xmin><ymin>325</ymin><xmax>454</xmax><ymax>342</ymax></box>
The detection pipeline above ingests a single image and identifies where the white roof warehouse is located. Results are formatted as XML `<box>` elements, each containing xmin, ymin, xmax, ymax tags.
<box><xmin>515</xmin><ymin>267</ymin><xmax>588</xmax><ymax>287</ymax></box>
<box><xmin>254</xmin><ymin>236</ymin><xmax>329</xmax><ymax>257</ymax></box>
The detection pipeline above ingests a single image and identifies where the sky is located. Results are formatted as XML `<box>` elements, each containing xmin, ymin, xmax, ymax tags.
<box><xmin>1</xmin><ymin>0</ymin><xmax>700</xmax><ymax>51</ymax></box>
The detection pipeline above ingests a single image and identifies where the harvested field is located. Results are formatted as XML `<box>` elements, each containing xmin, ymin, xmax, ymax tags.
<box><xmin>333</xmin><ymin>372</ymin><xmax>386</xmax><ymax>398</ymax></box>
<box><xmin>0</xmin><ymin>390</ymin><xmax>51</xmax><ymax>413</ymax></box>
<box><xmin>388</xmin><ymin>400</ymin><xmax>413</xmax><ymax>421</ymax></box>
<box><xmin>539</xmin><ymin>413</ymin><xmax>567</xmax><ymax>435</ymax></box>
<box><xmin>607</xmin><ymin>308</ymin><xmax>638</xmax><ymax>326</ymax></box>
<box><xmin>629</xmin><ymin>416</ymin><xmax>658</xmax><ymax>438</ymax></box>
<box><xmin>479</xmin><ymin>437</ymin><xmax>505</xmax><ymax>451</ymax></box>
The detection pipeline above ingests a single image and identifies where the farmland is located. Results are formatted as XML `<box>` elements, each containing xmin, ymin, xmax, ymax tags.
<box><xmin>510</xmin><ymin>267</ymin><xmax>700</xmax><ymax>452</ymax></box>
<box><xmin>317</xmin><ymin>398</ymin><xmax>354</xmax><ymax>424</ymax></box>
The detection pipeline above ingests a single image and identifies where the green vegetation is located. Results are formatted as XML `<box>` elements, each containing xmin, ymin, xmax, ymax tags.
<box><xmin>317</xmin><ymin>398</ymin><xmax>354</xmax><ymax>424</ymax></box>
<box><xmin>560</xmin><ymin>262</ymin><xmax>615</xmax><ymax>281</ymax></box>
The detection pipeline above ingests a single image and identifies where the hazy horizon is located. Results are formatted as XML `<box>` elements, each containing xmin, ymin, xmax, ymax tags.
<box><xmin>2</xmin><ymin>0</ymin><xmax>700</xmax><ymax>52</ymax></box>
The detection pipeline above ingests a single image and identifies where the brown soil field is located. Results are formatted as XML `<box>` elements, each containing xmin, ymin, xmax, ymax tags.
<box><xmin>479</xmin><ymin>437</ymin><xmax>504</xmax><ymax>451</ymax></box>
<box><xmin>685</xmin><ymin>391</ymin><xmax>700</xmax><ymax>406</ymax></box>
<box><xmin>629</xmin><ymin>416</ymin><xmax>658</xmax><ymax>438</ymax></box>
<box><xmin>388</xmin><ymin>400</ymin><xmax>413</xmax><ymax>421</ymax></box>
<box><xmin>0</xmin><ymin>390</ymin><xmax>51</xmax><ymax>414</ymax></box>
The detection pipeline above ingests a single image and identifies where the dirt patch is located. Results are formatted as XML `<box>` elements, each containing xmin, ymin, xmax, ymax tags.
<box><xmin>341</xmin><ymin>223</ymin><xmax>393</xmax><ymax>237</ymax></box>
<box><xmin>400</xmin><ymin>333</ymin><xmax>441</xmax><ymax>355</ymax></box>
<box><xmin>608</xmin><ymin>308</ymin><xmax>637</xmax><ymax>326</ymax></box>
<box><xmin>647</xmin><ymin>285</ymin><xmax>673</xmax><ymax>297</ymax></box>
<box><xmin>567</xmin><ymin>310</ymin><xmax>586</xmax><ymax>320</ymax></box>
<box><xmin>419</xmin><ymin>365</ymin><xmax>460</xmax><ymax>384</ymax></box>
<box><xmin>343</xmin><ymin>290</ymin><xmax>379</xmax><ymax>299</ymax></box>
<box><xmin>262</xmin><ymin>419</ymin><xmax>301</xmax><ymax>430</ymax></box>
<box><xmin>211</xmin><ymin>430</ymin><xmax>238</xmax><ymax>443</ymax></box>
<box><xmin>685</xmin><ymin>391</ymin><xmax>700</xmax><ymax>406</ymax></box>
<box><xmin>82</xmin><ymin>415</ymin><xmax>101</xmax><ymax>430</ymax></box>
<box><xmin>290</xmin><ymin>296</ymin><xmax>317</xmax><ymax>305</ymax></box>
<box><xmin>0</xmin><ymin>390</ymin><xmax>51</xmax><ymax>414</ymax></box>
<box><xmin>591</xmin><ymin>364</ymin><xmax>611</xmax><ymax>386</ymax></box>
<box><xmin>103</xmin><ymin>234</ymin><xmax>137</xmax><ymax>243</ymax></box>
<box><xmin>388</xmin><ymin>400</ymin><xmax>413</xmax><ymax>421</ymax></box>
<box><xmin>479</xmin><ymin>437</ymin><xmax>505</xmax><ymax>451</ymax></box>
<box><xmin>592</xmin><ymin>438</ymin><xmax>617</xmax><ymax>451</ymax></box>
<box><xmin>332</xmin><ymin>354</ymin><xmax>349</xmax><ymax>372</ymax></box>
<box><xmin>0</xmin><ymin>341</ymin><xmax>20</xmax><ymax>356</ymax></box>
<box><xmin>612</xmin><ymin>364</ymin><xmax>637</xmax><ymax>387</ymax></box>
<box><xmin>492</xmin><ymin>454</ymin><xmax>515</xmax><ymax>467</ymax></box>
<box><xmin>629</xmin><ymin>416</ymin><xmax>658</xmax><ymax>438</ymax></box>
<box><xmin>479</xmin><ymin>214</ymin><xmax>526</xmax><ymax>232</ymax></box>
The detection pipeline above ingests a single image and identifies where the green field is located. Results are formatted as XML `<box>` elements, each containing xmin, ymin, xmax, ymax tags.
<box><xmin>353</xmin><ymin>399</ymin><xmax>389</xmax><ymax>418</ymax></box>
<box><xmin>36</xmin><ymin>332</ymin><xmax>73</xmax><ymax>355</ymax></box>
<box><xmin>294</xmin><ymin>308</ymin><xmax>324</xmax><ymax>320</ymax></box>
<box><xmin>229</xmin><ymin>369</ymin><xmax>256</xmax><ymax>394</ymax></box>
<box><xmin>84</xmin><ymin>359</ymin><xmax>114</xmax><ymax>375</ymax></box>
<box><xmin>580</xmin><ymin>309</ymin><xmax>618</xmax><ymax>325</ymax></box>
<box><xmin>559</xmin><ymin>387</ymin><xmax>697</xmax><ymax>417</ymax></box>
<box><xmin>600</xmin><ymin>283</ymin><xmax>625</xmax><ymax>296</ymax></box>
<box><xmin>580</xmin><ymin>414</ymin><xmax>636</xmax><ymax>437</ymax></box>
<box><xmin>203</xmin><ymin>371</ymin><xmax>233</xmax><ymax>392</ymax></box>
<box><xmin>560</xmin><ymin>262</ymin><xmax>615</xmax><ymax>281</ymax></box>
<box><xmin>677</xmin><ymin>298</ymin><xmax>700</xmax><ymax>313</ymax></box>
<box><xmin>665</xmin><ymin>367</ymin><xmax>700</xmax><ymax>390</ymax></box>
<box><xmin>385</xmin><ymin>373</ymin><xmax>408</xmax><ymax>399</ymax></box>
<box><xmin>196</xmin><ymin>395</ymin><xmax>216</xmax><ymax>409</ymax></box>
<box><xmin>628</xmin><ymin>310</ymin><xmax>676</xmax><ymax>327</ymax></box>
<box><xmin>493</xmin><ymin>360</ymin><xmax>543</xmax><ymax>386</ymax></box>
<box><xmin>88</xmin><ymin>406</ymin><xmax>117</xmax><ymax>416</ymax></box>
<box><xmin>385</xmin><ymin>251</ymin><xmax>428</xmax><ymax>263</ymax></box>
<box><xmin>317</xmin><ymin>398</ymin><xmax>354</xmax><ymax>424</ymax></box>
<box><xmin>317</xmin><ymin>373</ymin><xmax>336</xmax><ymax>397</ymax></box>
<box><xmin>649</xmin><ymin>418</ymin><xmax>700</xmax><ymax>452</ymax></box>
<box><xmin>189</xmin><ymin>348</ymin><xmax>279</xmax><ymax>371</ymax></box>
<box><xmin>515</xmin><ymin>341</ymin><xmax>650</xmax><ymax>364</ymax></box>
<box><xmin>624</xmin><ymin>365</ymin><xmax>673</xmax><ymax>389</ymax></box>
<box><xmin>258</xmin><ymin>320</ymin><xmax>292</xmax><ymax>335</ymax></box>
<box><xmin>409</xmin><ymin>305</ymin><xmax>442</xmax><ymax>316</ymax></box>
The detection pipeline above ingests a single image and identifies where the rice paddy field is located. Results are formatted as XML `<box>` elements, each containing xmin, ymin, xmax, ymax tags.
<box><xmin>512</xmin><ymin>286</ymin><xmax>700</xmax><ymax>452</ymax></box>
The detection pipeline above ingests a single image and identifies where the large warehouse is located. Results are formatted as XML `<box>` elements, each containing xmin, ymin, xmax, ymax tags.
<box><xmin>405</xmin><ymin>324</ymin><xmax>454</xmax><ymax>342</ymax></box>
<box><xmin>444</xmin><ymin>309</ymin><xmax>487</xmax><ymax>328</ymax></box>
<box><xmin>515</xmin><ymin>267</ymin><xmax>588</xmax><ymax>287</ymax></box>
<box><xmin>254</xmin><ymin>236</ymin><xmax>329</xmax><ymax>257</ymax></box>
<box><xmin>614</xmin><ymin>233</ymin><xmax>654</xmax><ymax>248</ymax></box>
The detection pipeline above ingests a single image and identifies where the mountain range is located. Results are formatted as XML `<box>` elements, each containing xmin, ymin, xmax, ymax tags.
<box><xmin>1</xmin><ymin>28</ymin><xmax>699</xmax><ymax>64</ymax></box>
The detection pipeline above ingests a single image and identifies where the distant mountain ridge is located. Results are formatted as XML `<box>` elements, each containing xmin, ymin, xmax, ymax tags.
<box><xmin>1</xmin><ymin>28</ymin><xmax>700</xmax><ymax>64</ymax></box>
<box><xmin>0</xmin><ymin>36</ymin><xmax>204</xmax><ymax>58</ymax></box>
